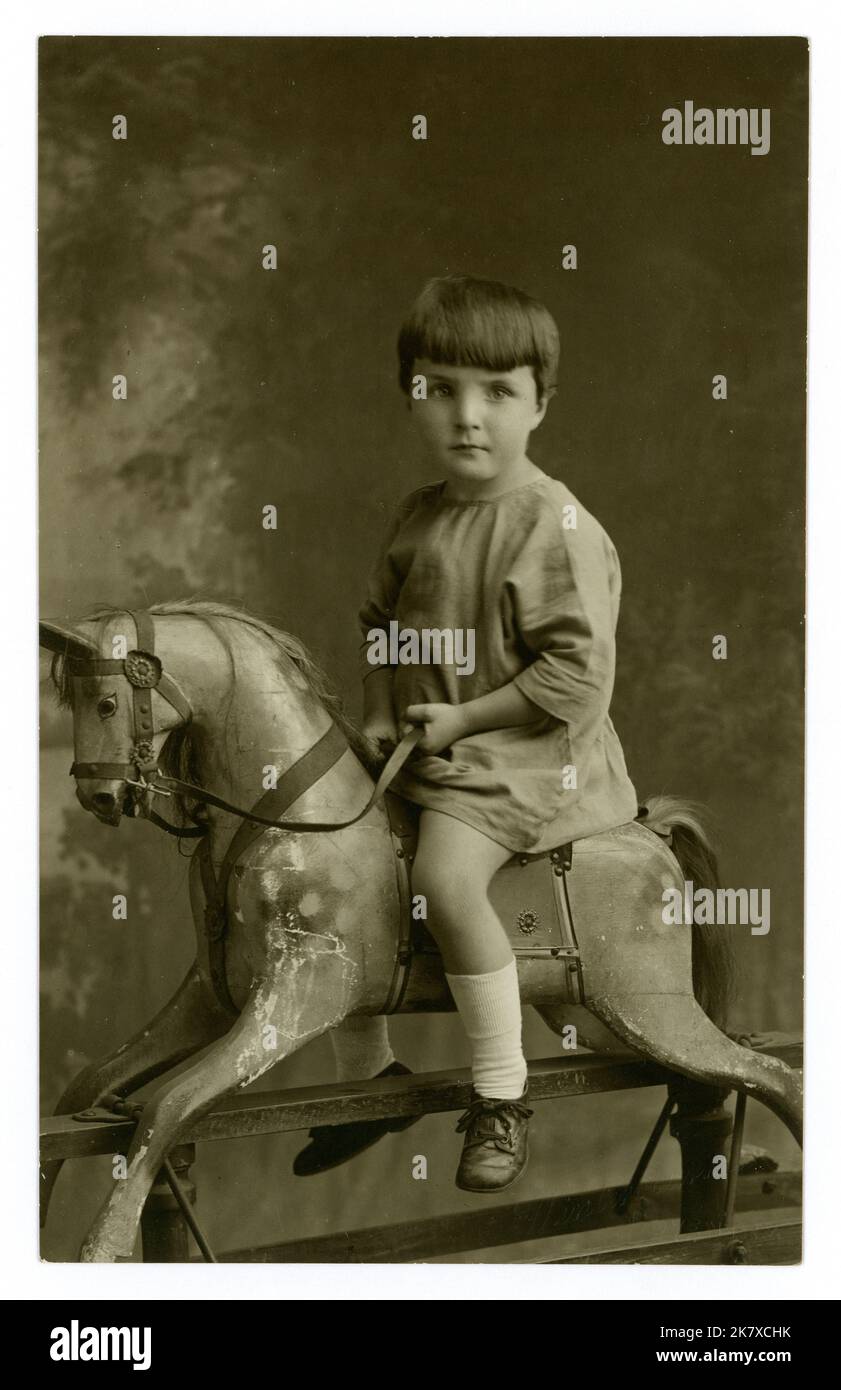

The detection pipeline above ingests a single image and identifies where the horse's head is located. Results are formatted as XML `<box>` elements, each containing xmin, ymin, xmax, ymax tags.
<box><xmin>40</xmin><ymin>610</ymin><xmax>193</xmax><ymax>827</ymax></box>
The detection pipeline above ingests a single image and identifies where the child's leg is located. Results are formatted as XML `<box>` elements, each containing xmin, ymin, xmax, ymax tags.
<box><xmin>329</xmin><ymin>1016</ymin><xmax>395</xmax><ymax>1081</ymax></box>
<box><xmin>412</xmin><ymin>809</ymin><xmax>527</xmax><ymax>1100</ymax></box>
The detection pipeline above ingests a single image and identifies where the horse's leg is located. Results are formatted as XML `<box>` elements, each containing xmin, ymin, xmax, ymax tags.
<box><xmin>78</xmin><ymin>955</ymin><xmax>346</xmax><ymax>1263</ymax></box>
<box><xmin>586</xmin><ymin>992</ymin><xmax>803</xmax><ymax>1146</ymax></box>
<box><xmin>41</xmin><ymin>959</ymin><xmax>230</xmax><ymax>1228</ymax></box>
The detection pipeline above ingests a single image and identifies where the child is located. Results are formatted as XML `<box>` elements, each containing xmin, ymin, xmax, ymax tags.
<box><xmin>295</xmin><ymin>274</ymin><xmax>639</xmax><ymax>1191</ymax></box>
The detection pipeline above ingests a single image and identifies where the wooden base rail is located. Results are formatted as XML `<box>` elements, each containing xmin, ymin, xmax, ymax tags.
<box><xmin>208</xmin><ymin>1173</ymin><xmax>801</xmax><ymax>1264</ymax></box>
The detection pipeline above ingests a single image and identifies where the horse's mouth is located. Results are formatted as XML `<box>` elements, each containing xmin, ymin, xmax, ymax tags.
<box><xmin>122</xmin><ymin>786</ymin><xmax>152</xmax><ymax>821</ymax></box>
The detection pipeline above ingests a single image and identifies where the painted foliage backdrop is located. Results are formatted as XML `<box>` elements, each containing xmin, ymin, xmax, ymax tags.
<box><xmin>39</xmin><ymin>37</ymin><xmax>806</xmax><ymax>1260</ymax></box>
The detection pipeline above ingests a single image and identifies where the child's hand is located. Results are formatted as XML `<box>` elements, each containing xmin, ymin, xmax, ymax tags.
<box><xmin>401</xmin><ymin>703</ymin><xmax>468</xmax><ymax>756</ymax></box>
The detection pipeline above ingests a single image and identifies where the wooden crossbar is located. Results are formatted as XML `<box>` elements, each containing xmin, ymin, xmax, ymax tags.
<box><xmin>40</xmin><ymin>1036</ymin><xmax>802</xmax><ymax>1163</ymax></box>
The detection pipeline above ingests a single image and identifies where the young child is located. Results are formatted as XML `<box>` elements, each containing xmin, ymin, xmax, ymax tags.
<box><xmin>295</xmin><ymin>274</ymin><xmax>638</xmax><ymax>1191</ymax></box>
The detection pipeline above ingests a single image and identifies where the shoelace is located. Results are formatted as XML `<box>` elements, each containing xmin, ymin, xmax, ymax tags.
<box><xmin>455</xmin><ymin>1096</ymin><xmax>534</xmax><ymax>1153</ymax></box>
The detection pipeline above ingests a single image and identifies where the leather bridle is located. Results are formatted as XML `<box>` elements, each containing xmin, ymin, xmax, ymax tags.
<box><xmin>61</xmin><ymin>609</ymin><xmax>198</xmax><ymax>828</ymax></box>
<box><xmin>43</xmin><ymin>608</ymin><xmax>422</xmax><ymax>839</ymax></box>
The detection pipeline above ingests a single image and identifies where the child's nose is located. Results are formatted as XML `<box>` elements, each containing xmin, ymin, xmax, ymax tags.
<box><xmin>454</xmin><ymin>391</ymin><xmax>483</xmax><ymax>428</ymax></box>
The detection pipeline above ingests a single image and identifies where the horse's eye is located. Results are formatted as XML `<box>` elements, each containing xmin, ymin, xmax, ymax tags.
<box><xmin>97</xmin><ymin>694</ymin><xmax>118</xmax><ymax>719</ymax></box>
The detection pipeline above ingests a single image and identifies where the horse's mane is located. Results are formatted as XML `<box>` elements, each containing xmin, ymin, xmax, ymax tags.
<box><xmin>48</xmin><ymin>599</ymin><xmax>381</xmax><ymax>826</ymax></box>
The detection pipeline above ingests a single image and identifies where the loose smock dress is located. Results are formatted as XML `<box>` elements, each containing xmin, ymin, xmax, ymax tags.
<box><xmin>358</xmin><ymin>472</ymin><xmax>639</xmax><ymax>854</ymax></box>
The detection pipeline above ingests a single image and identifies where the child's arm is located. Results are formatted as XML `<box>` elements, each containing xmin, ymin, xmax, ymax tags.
<box><xmin>402</xmin><ymin>679</ymin><xmax>543</xmax><ymax>753</ymax></box>
<box><xmin>507</xmin><ymin>508</ymin><xmax>621</xmax><ymax>730</ymax></box>
<box><xmin>457</xmin><ymin>679</ymin><xmax>544</xmax><ymax>734</ymax></box>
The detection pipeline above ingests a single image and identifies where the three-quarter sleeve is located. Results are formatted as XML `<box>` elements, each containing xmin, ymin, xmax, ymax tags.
<box><xmin>357</xmin><ymin>493</ymin><xmax>417</xmax><ymax>682</ymax></box>
<box><xmin>508</xmin><ymin>511</ymin><xmax>621</xmax><ymax>728</ymax></box>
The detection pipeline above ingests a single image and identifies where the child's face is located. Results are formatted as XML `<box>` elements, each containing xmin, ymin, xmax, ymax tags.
<box><xmin>409</xmin><ymin>359</ymin><xmax>548</xmax><ymax>486</ymax></box>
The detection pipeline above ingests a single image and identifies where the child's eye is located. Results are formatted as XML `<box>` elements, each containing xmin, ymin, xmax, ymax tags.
<box><xmin>429</xmin><ymin>384</ymin><xmax>452</xmax><ymax>398</ymax></box>
<box><xmin>488</xmin><ymin>387</ymin><xmax>512</xmax><ymax>400</ymax></box>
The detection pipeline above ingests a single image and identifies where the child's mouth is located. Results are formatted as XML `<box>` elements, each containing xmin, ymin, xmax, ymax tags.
<box><xmin>452</xmin><ymin>444</ymin><xmax>487</xmax><ymax>452</ymax></box>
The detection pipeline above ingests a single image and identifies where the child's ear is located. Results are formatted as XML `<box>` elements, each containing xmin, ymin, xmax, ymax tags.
<box><xmin>534</xmin><ymin>387</ymin><xmax>554</xmax><ymax>424</ymax></box>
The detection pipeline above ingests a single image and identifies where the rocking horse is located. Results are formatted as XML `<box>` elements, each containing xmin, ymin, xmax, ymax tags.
<box><xmin>39</xmin><ymin>600</ymin><xmax>803</xmax><ymax>1262</ymax></box>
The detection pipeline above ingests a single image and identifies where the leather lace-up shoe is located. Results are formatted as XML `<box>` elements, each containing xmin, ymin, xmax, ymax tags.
<box><xmin>454</xmin><ymin>1084</ymin><xmax>533</xmax><ymax>1192</ymax></box>
<box><xmin>293</xmin><ymin>1061</ymin><xmax>422</xmax><ymax>1176</ymax></box>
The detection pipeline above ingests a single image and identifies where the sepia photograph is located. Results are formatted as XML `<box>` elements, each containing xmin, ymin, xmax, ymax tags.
<box><xmin>37</xmin><ymin>32</ymin><xmax>807</xmax><ymax>1275</ymax></box>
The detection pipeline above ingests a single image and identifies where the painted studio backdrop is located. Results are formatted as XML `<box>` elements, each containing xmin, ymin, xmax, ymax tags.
<box><xmin>39</xmin><ymin>37</ymin><xmax>806</xmax><ymax>1261</ymax></box>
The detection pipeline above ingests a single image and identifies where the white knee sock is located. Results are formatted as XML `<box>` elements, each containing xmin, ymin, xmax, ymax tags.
<box><xmin>445</xmin><ymin>958</ymin><xmax>528</xmax><ymax>1099</ymax></box>
<box><xmin>330</xmin><ymin>1015</ymin><xmax>395</xmax><ymax>1081</ymax></box>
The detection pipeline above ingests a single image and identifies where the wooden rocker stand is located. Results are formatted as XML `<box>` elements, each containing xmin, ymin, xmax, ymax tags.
<box><xmin>43</xmin><ymin>1032</ymin><xmax>802</xmax><ymax>1265</ymax></box>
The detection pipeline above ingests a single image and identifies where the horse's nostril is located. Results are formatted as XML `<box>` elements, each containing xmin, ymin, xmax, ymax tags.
<box><xmin>92</xmin><ymin>792</ymin><xmax>117</xmax><ymax>813</ymax></box>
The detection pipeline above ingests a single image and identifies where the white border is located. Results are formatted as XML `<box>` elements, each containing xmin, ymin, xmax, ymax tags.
<box><xmin>5</xmin><ymin>1</ymin><xmax>839</xmax><ymax>1303</ymax></box>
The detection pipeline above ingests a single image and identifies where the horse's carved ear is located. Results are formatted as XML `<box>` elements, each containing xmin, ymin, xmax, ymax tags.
<box><xmin>39</xmin><ymin>621</ymin><xmax>99</xmax><ymax>660</ymax></box>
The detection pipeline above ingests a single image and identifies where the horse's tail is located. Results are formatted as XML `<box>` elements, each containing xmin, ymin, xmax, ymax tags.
<box><xmin>637</xmin><ymin>795</ymin><xmax>736</xmax><ymax>1033</ymax></box>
